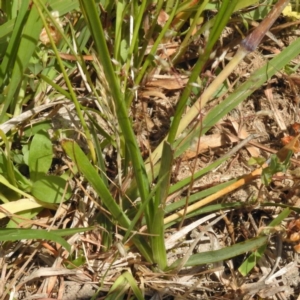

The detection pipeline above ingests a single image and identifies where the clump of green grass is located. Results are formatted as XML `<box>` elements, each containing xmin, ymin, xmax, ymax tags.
<box><xmin>0</xmin><ymin>0</ymin><xmax>299</xmax><ymax>298</ymax></box>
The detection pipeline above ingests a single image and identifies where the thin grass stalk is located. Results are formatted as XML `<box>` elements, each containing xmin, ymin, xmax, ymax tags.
<box><xmin>62</xmin><ymin>140</ymin><xmax>154</xmax><ymax>262</ymax></box>
<box><xmin>0</xmin><ymin>0</ymin><xmax>30</xmax><ymax>89</ymax></box>
<box><xmin>167</xmin><ymin>0</ymin><xmax>239</xmax><ymax>145</ymax></box>
<box><xmin>0</xmin><ymin>130</ymin><xmax>16</xmax><ymax>187</ymax></box>
<box><xmin>123</xmin><ymin>0</ymin><xmax>149</xmax><ymax>91</ymax></box>
<box><xmin>34</xmin><ymin>0</ymin><xmax>96</xmax><ymax>163</ymax></box>
<box><xmin>169</xmin><ymin>135</ymin><xmax>257</xmax><ymax>196</ymax></box>
<box><xmin>122</xmin><ymin>173</ymin><xmax>167</xmax><ymax>243</ymax></box>
<box><xmin>148</xmin><ymin>0</ymin><xmax>288</xmax><ymax>171</ymax></box>
<box><xmin>176</xmin><ymin>0</ymin><xmax>289</xmax><ymax>137</ymax></box>
<box><xmin>152</xmin><ymin>142</ymin><xmax>174</xmax><ymax>269</ymax></box>
<box><xmin>114</xmin><ymin>0</ymin><xmax>126</xmax><ymax>69</ymax></box>
<box><xmin>0</xmin><ymin>0</ymin><xmax>44</xmax><ymax>121</ymax></box>
<box><xmin>175</xmin><ymin>48</ymin><xmax>246</xmax><ymax>135</ymax></box>
<box><xmin>135</xmin><ymin>0</ymin><xmax>164</xmax><ymax>69</ymax></box>
<box><xmin>172</xmin><ymin>0</ymin><xmax>209</xmax><ymax>65</ymax></box>
<box><xmin>127</xmin><ymin>0</ymin><xmax>179</xmax><ymax>106</ymax></box>
<box><xmin>38</xmin><ymin>74</ymin><xmax>71</xmax><ymax>99</ymax></box>
<box><xmin>78</xmin><ymin>0</ymin><xmax>153</xmax><ymax>229</ymax></box>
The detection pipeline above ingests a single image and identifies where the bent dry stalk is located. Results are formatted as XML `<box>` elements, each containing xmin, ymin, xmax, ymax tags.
<box><xmin>241</xmin><ymin>0</ymin><xmax>290</xmax><ymax>52</ymax></box>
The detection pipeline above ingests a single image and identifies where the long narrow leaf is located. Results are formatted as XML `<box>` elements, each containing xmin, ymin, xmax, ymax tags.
<box><xmin>78</xmin><ymin>0</ymin><xmax>152</xmax><ymax>229</ymax></box>
<box><xmin>0</xmin><ymin>0</ymin><xmax>30</xmax><ymax>89</ymax></box>
<box><xmin>0</xmin><ymin>0</ymin><xmax>46</xmax><ymax>121</ymax></box>
<box><xmin>62</xmin><ymin>140</ymin><xmax>153</xmax><ymax>262</ymax></box>
<box><xmin>239</xmin><ymin>208</ymin><xmax>291</xmax><ymax>276</ymax></box>
<box><xmin>147</xmin><ymin>36</ymin><xmax>300</xmax><ymax>171</ymax></box>
<box><xmin>152</xmin><ymin>142</ymin><xmax>174</xmax><ymax>269</ymax></box>
<box><xmin>167</xmin><ymin>0</ymin><xmax>239</xmax><ymax>143</ymax></box>
<box><xmin>168</xmin><ymin>235</ymin><xmax>268</xmax><ymax>269</ymax></box>
<box><xmin>0</xmin><ymin>228</ymin><xmax>71</xmax><ymax>252</ymax></box>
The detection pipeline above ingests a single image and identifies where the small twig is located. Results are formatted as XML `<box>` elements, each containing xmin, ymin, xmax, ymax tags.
<box><xmin>7</xmin><ymin>246</ymin><xmax>40</xmax><ymax>298</ymax></box>
<box><xmin>221</xmin><ymin>211</ymin><xmax>235</xmax><ymax>242</ymax></box>
<box><xmin>0</xmin><ymin>258</ymin><xmax>6</xmax><ymax>298</ymax></box>
<box><xmin>0</xmin><ymin>101</ymin><xmax>67</xmax><ymax>135</ymax></box>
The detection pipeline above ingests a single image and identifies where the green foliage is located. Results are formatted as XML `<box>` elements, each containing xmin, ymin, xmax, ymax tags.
<box><xmin>0</xmin><ymin>129</ymin><xmax>71</xmax><ymax>205</ymax></box>
<box><xmin>0</xmin><ymin>0</ymin><xmax>298</xmax><ymax>297</ymax></box>
<box><xmin>248</xmin><ymin>151</ymin><xmax>293</xmax><ymax>186</ymax></box>
<box><xmin>105</xmin><ymin>271</ymin><xmax>144</xmax><ymax>300</ymax></box>
<box><xmin>261</xmin><ymin>152</ymin><xmax>292</xmax><ymax>185</ymax></box>
<box><xmin>31</xmin><ymin>175</ymin><xmax>71</xmax><ymax>203</ymax></box>
<box><xmin>29</xmin><ymin>130</ymin><xmax>53</xmax><ymax>181</ymax></box>
<box><xmin>169</xmin><ymin>235</ymin><xmax>268</xmax><ymax>270</ymax></box>
<box><xmin>239</xmin><ymin>208</ymin><xmax>291</xmax><ymax>276</ymax></box>
<box><xmin>0</xmin><ymin>226</ymin><xmax>94</xmax><ymax>252</ymax></box>
<box><xmin>248</xmin><ymin>156</ymin><xmax>267</xmax><ymax>166</ymax></box>
<box><xmin>66</xmin><ymin>254</ymin><xmax>86</xmax><ymax>269</ymax></box>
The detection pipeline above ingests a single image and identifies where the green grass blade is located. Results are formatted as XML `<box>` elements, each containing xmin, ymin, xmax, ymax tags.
<box><xmin>168</xmin><ymin>235</ymin><xmax>268</xmax><ymax>270</ymax></box>
<box><xmin>131</xmin><ymin>0</ymin><xmax>179</xmax><ymax>101</ymax></box>
<box><xmin>0</xmin><ymin>226</ymin><xmax>94</xmax><ymax>253</ymax></box>
<box><xmin>114</xmin><ymin>0</ymin><xmax>126</xmax><ymax>64</ymax></box>
<box><xmin>28</xmin><ymin>130</ymin><xmax>53</xmax><ymax>182</ymax></box>
<box><xmin>90</xmin><ymin>124</ymin><xmax>109</xmax><ymax>187</ymax></box>
<box><xmin>0</xmin><ymin>0</ymin><xmax>30</xmax><ymax>89</ymax></box>
<box><xmin>48</xmin><ymin>0</ymin><xmax>80</xmax><ymax>15</ymax></box>
<box><xmin>106</xmin><ymin>273</ymin><xmax>129</xmax><ymax>300</ymax></box>
<box><xmin>135</xmin><ymin>0</ymin><xmax>164</xmax><ymax>70</ymax></box>
<box><xmin>0</xmin><ymin>228</ymin><xmax>71</xmax><ymax>252</ymax></box>
<box><xmin>0</xmin><ymin>129</ymin><xmax>16</xmax><ymax>187</ymax></box>
<box><xmin>199</xmin><ymin>39</ymin><xmax>300</xmax><ymax>134</ymax></box>
<box><xmin>239</xmin><ymin>208</ymin><xmax>291</xmax><ymax>276</ymax></box>
<box><xmin>38</xmin><ymin>73</ymin><xmax>71</xmax><ymax>99</ymax></box>
<box><xmin>61</xmin><ymin>140</ymin><xmax>153</xmax><ymax>262</ymax></box>
<box><xmin>165</xmin><ymin>202</ymin><xmax>246</xmax><ymax>229</ymax></box>
<box><xmin>148</xmin><ymin>36</ymin><xmax>300</xmax><ymax>172</ymax></box>
<box><xmin>78</xmin><ymin>0</ymin><xmax>152</xmax><ymax>229</ymax></box>
<box><xmin>104</xmin><ymin>271</ymin><xmax>144</xmax><ymax>300</ymax></box>
<box><xmin>152</xmin><ymin>142</ymin><xmax>174</xmax><ymax>269</ymax></box>
<box><xmin>166</xmin><ymin>180</ymin><xmax>236</xmax><ymax>215</ymax></box>
<box><xmin>122</xmin><ymin>271</ymin><xmax>144</xmax><ymax>300</ymax></box>
<box><xmin>62</xmin><ymin>140</ymin><xmax>130</xmax><ymax>225</ymax></box>
<box><xmin>167</xmin><ymin>0</ymin><xmax>239</xmax><ymax>143</ymax></box>
<box><xmin>35</xmin><ymin>0</ymin><xmax>96</xmax><ymax>162</ymax></box>
<box><xmin>0</xmin><ymin>0</ymin><xmax>45</xmax><ymax>121</ymax></box>
<box><xmin>122</xmin><ymin>173</ymin><xmax>168</xmax><ymax>243</ymax></box>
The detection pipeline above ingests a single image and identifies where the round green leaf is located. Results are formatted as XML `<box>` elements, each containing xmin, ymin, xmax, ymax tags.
<box><xmin>29</xmin><ymin>130</ymin><xmax>53</xmax><ymax>181</ymax></box>
<box><xmin>31</xmin><ymin>175</ymin><xmax>71</xmax><ymax>204</ymax></box>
